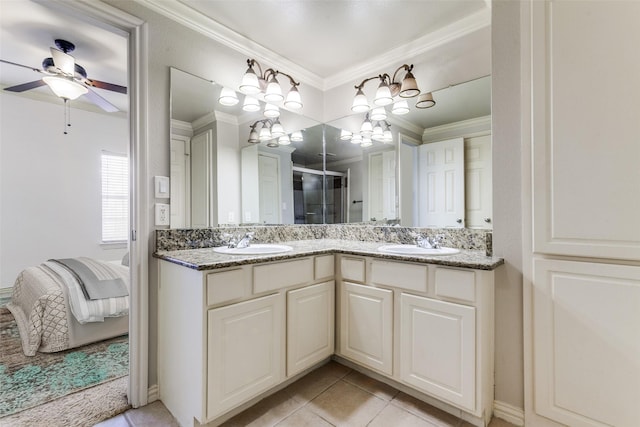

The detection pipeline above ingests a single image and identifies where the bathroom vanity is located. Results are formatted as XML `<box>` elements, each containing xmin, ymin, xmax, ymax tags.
<box><xmin>155</xmin><ymin>239</ymin><xmax>502</xmax><ymax>427</ymax></box>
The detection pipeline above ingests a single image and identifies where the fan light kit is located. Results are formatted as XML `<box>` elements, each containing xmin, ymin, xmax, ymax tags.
<box><xmin>351</xmin><ymin>64</ymin><xmax>435</xmax><ymax>114</ymax></box>
<box><xmin>1</xmin><ymin>39</ymin><xmax>127</xmax><ymax>134</ymax></box>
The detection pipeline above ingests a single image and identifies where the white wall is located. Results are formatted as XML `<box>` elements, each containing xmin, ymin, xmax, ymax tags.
<box><xmin>0</xmin><ymin>93</ymin><xmax>128</xmax><ymax>288</ymax></box>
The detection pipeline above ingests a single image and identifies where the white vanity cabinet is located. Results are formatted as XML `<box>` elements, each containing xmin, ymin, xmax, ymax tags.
<box><xmin>158</xmin><ymin>255</ymin><xmax>335</xmax><ymax>427</ymax></box>
<box><xmin>336</xmin><ymin>255</ymin><xmax>495</xmax><ymax>426</ymax></box>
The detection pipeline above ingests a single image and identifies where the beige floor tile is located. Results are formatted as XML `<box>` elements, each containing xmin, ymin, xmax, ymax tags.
<box><xmin>284</xmin><ymin>364</ymin><xmax>348</xmax><ymax>404</ymax></box>
<box><xmin>391</xmin><ymin>393</ymin><xmax>461</xmax><ymax>427</ymax></box>
<box><xmin>275</xmin><ymin>407</ymin><xmax>335</xmax><ymax>426</ymax></box>
<box><xmin>307</xmin><ymin>380</ymin><xmax>387</xmax><ymax>427</ymax></box>
<box><xmin>220</xmin><ymin>389</ymin><xmax>304</xmax><ymax>427</ymax></box>
<box><xmin>368</xmin><ymin>404</ymin><xmax>438</xmax><ymax>427</ymax></box>
<box><xmin>123</xmin><ymin>401</ymin><xmax>179</xmax><ymax>426</ymax></box>
<box><xmin>93</xmin><ymin>414</ymin><xmax>131</xmax><ymax>427</ymax></box>
<box><xmin>342</xmin><ymin>371</ymin><xmax>399</xmax><ymax>401</ymax></box>
<box><xmin>487</xmin><ymin>417</ymin><xmax>519</xmax><ymax>427</ymax></box>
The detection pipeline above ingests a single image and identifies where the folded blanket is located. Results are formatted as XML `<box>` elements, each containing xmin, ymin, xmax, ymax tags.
<box><xmin>50</xmin><ymin>257</ymin><xmax>129</xmax><ymax>300</ymax></box>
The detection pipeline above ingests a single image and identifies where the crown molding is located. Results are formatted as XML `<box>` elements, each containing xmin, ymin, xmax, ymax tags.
<box><xmin>192</xmin><ymin>111</ymin><xmax>216</xmax><ymax>130</ymax></box>
<box><xmin>170</xmin><ymin>118</ymin><xmax>192</xmax><ymax>132</ymax></box>
<box><xmin>387</xmin><ymin>115</ymin><xmax>424</xmax><ymax>137</ymax></box>
<box><xmin>422</xmin><ymin>115</ymin><xmax>491</xmax><ymax>142</ymax></box>
<box><xmin>323</xmin><ymin>7</ymin><xmax>491</xmax><ymax>90</ymax></box>
<box><xmin>132</xmin><ymin>0</ymin><xmax>324</xmax><ymax>89</ymax></box>
<box><xmin>214</xmin><ymin>110</ymin><xmax>239</xmax><ymax>125</ymax></box>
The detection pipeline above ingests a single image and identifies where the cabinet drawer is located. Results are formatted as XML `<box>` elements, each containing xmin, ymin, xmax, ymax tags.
<box><xmin>340</xmin><ymin>257</ymin><xmax>365</xmax><ymax>282</ymax></box>
<box><xmin>371</xmin><ymin>260</ymin><xmax>427</xmax><ymax>293</ymax></box>
<box><xmin>206</xmin><ymin>268</ymin><xmax>248</xmax><ymax>306</ymax></box>
<box><xmin>315</xmin><ymin>255</ymin><xmax>335</xmax><ymax>280</ymax></box>
<box><xmin>253</xmin><ymin>258</ymin><xmax>314</xmax><ymax>293</ymax></box>
<box><xmin>434</xmin><ymin>267</ymin><xmax>475</xmax><ymax>303</ymax></box>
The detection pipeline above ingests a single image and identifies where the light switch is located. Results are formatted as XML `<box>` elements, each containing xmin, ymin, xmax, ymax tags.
<box><xmin>154</xmin><ymin>176</ymin><xmax>170</xmax><ymax>198</ymax></box>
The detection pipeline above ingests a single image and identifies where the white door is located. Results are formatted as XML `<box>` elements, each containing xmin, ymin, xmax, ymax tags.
<box><xmin>287</xmin><ymin>281</ymin><xmax>335</xmax><ymax>377</ymax></box>
<box><xmin>170</xmin><ymin>136</ymin><xmax>189</xmax><ymax>228</ymax></box>
<box><xmin>339</xmin><ymin>282</ymin><xmax>393</xmax><ymax>375</ymax></box>
<box><xmin>190</xmin><ymin>131</ymin><xmax>211</xmax><ymax>228</ymax></box>
<box><xmin>533</xmin><ymin>259</ymin><xmax>640</xmax><ymax>427</ymax></box>
<box><xmin>417</xmin><ymin>138</ymin><xmax>465</xmax><ymax>228</ymax></box>
<box><xmin>400</xmin><ymin>293</ymin><xmax>476</xmax><ymax>411</ymax></box>
<box><xmin>207</xmin><ymin>293</ymin><xmax>284</xmax><ymax>419</ymax></box>
<box><xmin>258</xmin><ymin>154</ymin><xmax>281</xmax><ymax>224</ymax></box>
<box><xmin>464</xmin><ymin>135</ymin><xmax>492</xmax><ymax>229</ymax></box>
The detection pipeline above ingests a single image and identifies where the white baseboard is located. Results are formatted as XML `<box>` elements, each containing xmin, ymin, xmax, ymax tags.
<box><xmin>148</xmin><ymin>384</ymin><xmax>159</xmax><ymax>403</ymax></box>
<box><xmin>493</xmin><ymin>400</ymin><xmax>525</xmax><ymax>426</ymax></box>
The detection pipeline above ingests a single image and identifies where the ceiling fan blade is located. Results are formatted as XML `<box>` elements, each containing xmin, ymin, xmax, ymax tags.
<box><xmin>4</xmin><ymin>80</ymin><xmax>47</xmax><ymax>92</ymax></box>
<box><xmin>84</xmin><ymin>78</ymin><xmax>127</xmax><ymax>94</ymax></box>
<box><xmin>0</xmin><ymin>59</ymin><xmax>44</xmax><ymax>74</ymax></box>
<box><xmin>50</xmin><ymin>47</ymin><xmax>75</xmax><ymax>76</ymax></box>
<box><xmin>84</xmin><ymin>87</ymin><xmax>119</xmax><ymax>112</ymax></box>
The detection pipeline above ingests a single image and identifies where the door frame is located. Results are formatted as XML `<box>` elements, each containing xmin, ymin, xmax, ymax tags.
<box><xmin>50</xmin><ymin>0</ymin><xmax>149</xmax><ymax>407</ymax></box>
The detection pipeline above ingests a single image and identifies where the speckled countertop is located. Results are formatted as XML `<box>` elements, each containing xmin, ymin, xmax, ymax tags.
<box><xmin>154</xmin><ymin>239</ymin><xmax>503</xmax><ymax>271</ymax></box>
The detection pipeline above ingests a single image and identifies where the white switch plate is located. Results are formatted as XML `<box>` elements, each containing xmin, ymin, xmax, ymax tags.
<box><xmin>154</xmin><ymin>176</ymin><xmax>170</xmax><ymax>198</ymax></box>
<box><xmin>155</xmin><ymin>203</ymin><xmax>170</xmax><ymax>226</ymax></box>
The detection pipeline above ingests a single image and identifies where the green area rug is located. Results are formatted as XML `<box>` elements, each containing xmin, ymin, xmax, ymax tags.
<box><xmin>0</xmin><ymin>300</ymin><xmax>129</xmax><ymax>418</ymax></box>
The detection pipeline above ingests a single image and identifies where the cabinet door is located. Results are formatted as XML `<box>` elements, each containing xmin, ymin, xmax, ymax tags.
<box><xmin>287</xmin><ymin>281</ymin><xmax>335</xmax><ymax>377</ymax></box>
<box><xmin>533</xmin><ymin>259</ymin><xmax>640</xmax><ymax>427</ymax></box>
<box><xmin>207</xmin><ymin>293</ymin><xmax>284</xmax><ymax>419</ymax></box>
<box><xmin>340</xmin><ymin>282</ymin><xmax>393</xmax><ymax>375</ymax></box>
<box><xmin>400</xmin><ymin>293</ymin><xmax>476</xmax><ymax>411</ymax></box>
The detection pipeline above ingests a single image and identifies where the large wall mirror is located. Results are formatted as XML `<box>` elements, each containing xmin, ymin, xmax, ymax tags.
<box><xmin>169</xmin><ymin>67</ymin><xmax>491</xmax><ymax>229</ymax></box>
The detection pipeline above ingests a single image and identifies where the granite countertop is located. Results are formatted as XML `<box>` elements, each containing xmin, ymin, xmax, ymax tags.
<box><xmin>154</xmin><ymin>239</ymin><xmax>504</xmax><ymax>271</ymax></box>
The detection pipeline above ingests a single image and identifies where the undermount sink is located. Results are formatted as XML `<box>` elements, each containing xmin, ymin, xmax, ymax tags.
<box><xmin>377</xmin><ymin>244</ymin><xmax>460</xmax><ymax>256</ymax></box>
<box><xmin>213</xmin><ymin>244</ymin><xmax>293</xmax><ymax>255</ymax></box>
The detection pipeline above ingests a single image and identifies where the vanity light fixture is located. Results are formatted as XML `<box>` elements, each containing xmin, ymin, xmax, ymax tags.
<box><xmin>351</xmin><ymin>64</ymin><xmax>435</xmax><ymax>114</ymax></box>
<box><xmin>247</xmin><ymin>119</ymin><xmax>303</xmax><ymax>147</ymax></box>
<box><xmin>341</xmin><ymin>115</ymin><xmax>394</xmax><ymax>147</ymax></box>
<box><xmin>239</xmin><ymin>58</ymin><xmax>303</xmax><ymax>110</ymax></box>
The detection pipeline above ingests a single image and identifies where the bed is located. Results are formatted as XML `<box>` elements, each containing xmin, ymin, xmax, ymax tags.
<box><xmin>6</xmin><ymin>257</ymin><xmax>129</xmax><ymax>356</ymax></box>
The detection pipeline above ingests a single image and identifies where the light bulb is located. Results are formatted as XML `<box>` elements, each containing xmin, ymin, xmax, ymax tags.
<box><xmin>242</xmin><ymin>96</ymin><xmax>261</xmax><ymax>112</ymax></box>
<box><xmin>239</xmin><ymin>66</ymin><xmax>261</xmax><ymax>94</ymax></box>
<box><xmin>263</xmin><ymin>103</ymin><xmax>280</xmax><ymax>118</ymax></box>
<box><xmin>264</xmin><ymin>75</ymin><xmax>284</xmax><ymax>103</ymax></box>
<box><xmin>284</xmin><ymin>86</ymin><xmax>303</xmax><ymax>109</ymax></box>
<box><xmin>351</xmin><ymin>88</ymin><xmax>370</xmax><ymax>112</ymax></box>
<box><xmin>218</xmin><ymin>87</ymin><xmax>239</xmax><ymax>106</ymax></box>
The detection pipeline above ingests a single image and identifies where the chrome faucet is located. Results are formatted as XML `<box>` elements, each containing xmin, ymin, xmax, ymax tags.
<box><xmin>236</xmin><ymin>232</ymin><xmax>255</xmax><ymax>249</ymax></box>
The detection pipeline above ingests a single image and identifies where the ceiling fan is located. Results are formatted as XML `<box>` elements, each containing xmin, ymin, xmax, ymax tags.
<box><xmin>0</xmin><ymin>39</ymin><xmax>126</xmax><ymax>112</ymax></box>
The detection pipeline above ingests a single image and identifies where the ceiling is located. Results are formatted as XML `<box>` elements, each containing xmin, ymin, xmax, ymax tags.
<box><xmin>1</xmin><ymin>0</ymin><xmax>491</xmax><ymax>130</ymax></box>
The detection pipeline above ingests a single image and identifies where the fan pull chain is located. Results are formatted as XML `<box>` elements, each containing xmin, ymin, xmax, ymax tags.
<box><xmin>63</xmin><ymin>98</ymin><xmax>72</xmax><ymax>135</ymax></box>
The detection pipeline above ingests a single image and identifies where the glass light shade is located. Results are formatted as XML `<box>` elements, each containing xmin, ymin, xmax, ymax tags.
<box><xmin>290</xmin><ymin>130</ymin><xmax>304</xmax><ymax>142</ymax></box>
<box><xmin>399</xmin><ymin>71</ymin><xmax>420</xmax><ymax>98</ymax></box>
<box><xmin>218</xmin><ymin>87</ymin><xmax>239</xmax><ymax>106</ymax></box>
<box><xmin>371</xmin><ymin>125</ymin><xmax>384</xmax><ymax>141</ymax></box>
<box><xmin>350</xmin><ymin>134</ymin><xmax>363</xmax><ymax>144</ymax></box>
<box><xmin>339</xmin><ymin>129</ymin><xmax>353</xmax><ymax>141</ymax></box>
<box><xmin>242</xmin><ymin>96</ymin><xmax>261</xmax><ymax>112</ymax></box>
<box><xmin>248</xmin><ymin>128</ymin><xmax>259</xmax><ymax>143</ymax></box>
<box><xmin>351</xmin><ymin>88</ymin><xmax>370</xmax><ymax>112</ymax></box>
<box><xmin>360</xmin><ymin>137</ymin><xmax>373</xmax><ymax>148</ymax></box>
<box><xmin>284</xmin><ymin>86</ymin><xmax>303</xmax><ymax>109</ymax></box>
<box><xmin>42</xmin><ymin>76</ymin><xmax>88</xmax><ymax>100</ymax></box>
<box><xmin>239</xmin><ymin>67</ymin><xmax>261</xmax><ymax>94</ymax></box>
<box><xmin>263</xmin><ymin>103</ymin><xmax>280</xmax><ymax>118</ymax></box>
<box><xmin>259</xmin><ymin>125</ymin><xmax>272</xmax><ymax>141</ymax></box>
<box><xmin>266</xmin><ymin>141</ymin><xmax>279</xmax><ymax>148</ymax></box>
<box><xmin>264</xmin><ymin>75</ymin><xmax>284</xmax><ymax>103</ymax></box>
<box><xmin>416</xmin><ymin>92</ymin><xmax>436</xmax><ymax>109</ymax></box>
<box><xmin>278</xmin><ymin>135</ymin><xmax>291</xmax><ymax>145</ymax></box>
<box><xmin>370</xmin><ymin>107</ymin><xmax>387</xmax><ymax>121</ymax></box>
<box><xmin>382</xmin><ymin>128</ymin><xmax>393</xmax><ymax>143</ymax></box>
<box><xmin>373</xmin><ymin>81</ymin><xmax>393</xmax><ymax>106</ymax></box>
<box><xmin>360</xmin><ymin>118</ymin><xmax>373</xmax><ymax>136</ymax></box>
<box><xmin>270</xmin><ymin>120</ymin><xmax>285</xmax><ymax>138</ymax></box>
<box><xmin>391</xmin><ymin>99</ymin><xmax>410</xmax><ymax>115</ymax></box>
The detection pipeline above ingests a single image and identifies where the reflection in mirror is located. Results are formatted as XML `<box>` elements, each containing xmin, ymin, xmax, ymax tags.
<box><xmin>170</xmin><ymin>67</ymin><xmax>491</xmax><ymax>228</ymax></box>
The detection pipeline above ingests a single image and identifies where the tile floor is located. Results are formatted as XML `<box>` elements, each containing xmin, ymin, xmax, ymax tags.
<box><xmin>95</xmin><ymin>361</ymin><xmax>518</xmax><ymax>427</ymax></box>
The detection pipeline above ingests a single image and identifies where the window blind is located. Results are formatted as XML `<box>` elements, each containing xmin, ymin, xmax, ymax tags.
<box><xmin>102</xmin><ymin>152</ymin><xmax>129</xmax><ymax>242</ymax></box>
